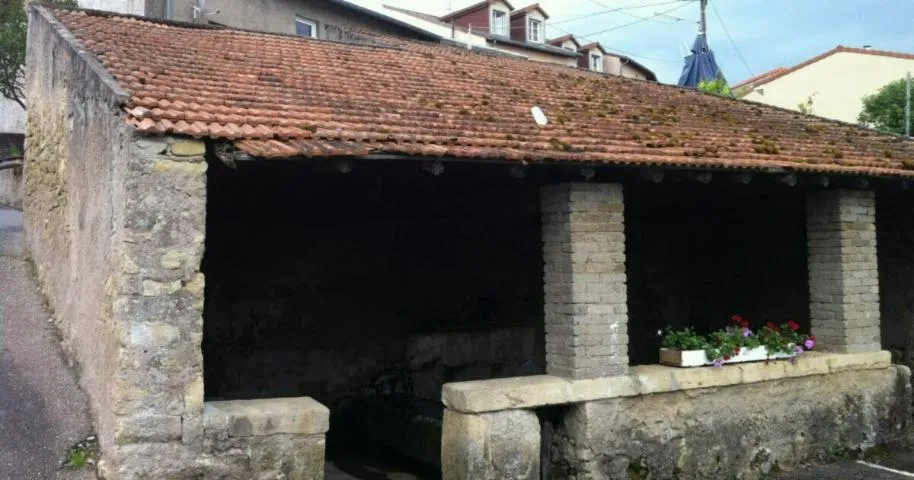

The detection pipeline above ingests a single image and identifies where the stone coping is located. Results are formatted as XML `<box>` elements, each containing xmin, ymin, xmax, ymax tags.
<box><xmin>204</xmin><ymin>397</ymin><xmax>330</xmax><ymax>438</ymax></box>
<box><xmin>442</xmin><ymin>351</ymin><xmax>892</xmax><ymax>413</ymax></box>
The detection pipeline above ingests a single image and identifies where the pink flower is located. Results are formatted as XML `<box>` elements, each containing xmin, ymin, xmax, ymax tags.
<box><xmin>713</xmin><ymin>359</ymin><xmax>724</xmax><ymax>368</ymax></box>
<box><xmin>804</xmin><ymin>338</ymin><xmax>815</xmax><ymax>350</ymax></box>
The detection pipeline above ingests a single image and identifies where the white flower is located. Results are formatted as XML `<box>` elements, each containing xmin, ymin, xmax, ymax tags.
<box><xmin>657</xmin><ymin>329</ymin><xmax>663</xmax><ymax>336</ymax></box>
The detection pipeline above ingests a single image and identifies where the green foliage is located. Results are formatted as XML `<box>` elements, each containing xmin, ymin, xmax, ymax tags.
<box><xmin>697</xmin><ymin>78</ymin><xmax>732</xmax><ymax>97</ymax></box>
<box><xmin>0</xmin><ymin>0</ymin><xmax>77</xmax><ymax>109</ymax></box>
<box><xmin>660</xmin><ymin>314</ymin><xmax>814</xmax><ymax>365</ymax></box>
<box><xmin>858</xmin><ymin>78</ymin><xmax>910</xmax><ymax>135</ymax></box>
<box><xmin>64</xmin><ymin>434</ymin><xmax>98</xmax><ymax>469</ymax></box>
<box><xmin>798</xmin><ymin>96</ymin><xmax>815</xmax><ymax>115</ymax></box>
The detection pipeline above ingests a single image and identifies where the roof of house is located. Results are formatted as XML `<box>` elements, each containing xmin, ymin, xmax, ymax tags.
<box><xmin>605</xmin><ymin>53</ymin><xmax>658</xmax><ymax>82</ymax></box>
<box><xmin>510</xmin><ymin>3</ymin><xmax>549</xmax><ymax>19</ymax></box>
<box><xmin>321</xmin><ymin>0</ymin><xmax>440</xmax><ymax>41</ymax></box>
<box><xmin>579</xmin><ymin>42</ymin><xmax>608</xmax><ymax>55</ymax></box>
<box><xmin>546</xmin><ymin>34</ymin><xmax>580</xmax><ymax>49</ymax></box>
<box><xmin>735</xmin><ymin>46</ymin><xmax>914</xmax><ymax>91</ymax></box>
<box><xmin>39</xmin><ymin>7</ymin><xmax>914</xmax><ymax>178</ymax></box>
<box><xmin>440</xmin><ymin>0</ymin><xmax>515</xmax><ymax>21</ymax></box>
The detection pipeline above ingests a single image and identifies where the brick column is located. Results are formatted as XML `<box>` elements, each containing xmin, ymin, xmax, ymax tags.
<box><xmin>541</xmin><ymin>183</ymin><xmax>628</xmax><ymax>379</ymax></box>
<box><xmin>807</xmin><ymin>189</ymin><xmax>881</xmax><ymax>353</ymax></box>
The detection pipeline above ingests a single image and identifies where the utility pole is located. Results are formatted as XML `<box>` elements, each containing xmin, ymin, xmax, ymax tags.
<box><xmin>699</xmin><ymin>0</ymin><xmax>708</xmax><ymax>36</ymax></box>
<box><xmin>906</xmin><ymin>71</ymin><xmax>911</xmax><ymax>138</ymax></box>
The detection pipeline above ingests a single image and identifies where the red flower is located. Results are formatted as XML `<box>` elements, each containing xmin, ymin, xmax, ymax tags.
<box><xmin>733</xmin><ymin>347</ymin><xmax>741</xmax><ymax>355</ymax></box>
<box><xmin>787</xmin><ymin>320</ymin><xmax>799</xmax><ymax>332</ymax></box>
<box><xmin>740</xmin><ymin>320</ymin><xmax>749</xmax><ymax>328</ymax></box>
<box><xmin>723</xmin><ymin>355</ymin><xmax>731</xmax><ymax>361</ymax></box>
<box><xmin>731</xmin><ymin>314</ymin><xmax>743</xmax><ymax>324</ymax></box>
<box><xmin>766</xmin><ymin>321</ymin><xmax>778</xmax><ymax>331</ymax></box>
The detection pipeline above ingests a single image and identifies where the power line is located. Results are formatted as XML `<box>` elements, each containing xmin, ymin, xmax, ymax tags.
<box><xmin>709</xmin><ymin>0</ymin><xmax>753</xmax><ymax>77</ymax></box>
<box><xmin>548</xmin><ymin>23</ymin><xmax>683</xmax><ymax>64</ymax></box>
<box><xmin>585</xmin><ymin>0</ymin><xmax>687</xmax><ymax>25</ymax></box>
<box><xmin>550</xmin><ymin>0</ymin><xmax>692</xmax><ymax>26</ymax></box>
<box><xmin>577</xmin><ymin>2</ymin><xmax>694</xmax><ymax>38</ymax></box>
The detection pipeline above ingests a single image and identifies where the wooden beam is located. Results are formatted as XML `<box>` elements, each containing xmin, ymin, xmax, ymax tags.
<box><xmin>779</xmin><ymin>173</ymin><xmax>798</xmax><ymax>187</ymax></box>
<box><xmin>508</xmin><ymin>165</ymin><xmax>527</xmax><ymax>179</ymax></box>
<box><xmin>641</xmin><ymin>169</ymin><xmax>665</xmax><ymax>183</ymax></box>
<box><xmin>732</xmin><ymin>172</ymin><xmax>752</xmax><ymax>185</ymax></box>
<box><xmin>421</xmin><ymin>160</ymin><xmax>445</xmax><ymax>176</ymax></box>
<box><xmin>334</xmin><ymin>158</ymin><xmax>353</xmax><ymax>173</ymax></box>
<box><xmin>681</xmin><ymin>171</ymin><xmax>712</xmax><ymax>184</ymax></box>
<box><xmin>852</xmin><ymin>178</ymin><xmax>869</xmax><ymax>189</ymax></box>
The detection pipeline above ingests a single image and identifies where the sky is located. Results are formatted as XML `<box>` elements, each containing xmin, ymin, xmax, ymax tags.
<box><xmin>349</xmin><ymin>0</ymin><xmax>914</xmax><ymax>85</ymax></box>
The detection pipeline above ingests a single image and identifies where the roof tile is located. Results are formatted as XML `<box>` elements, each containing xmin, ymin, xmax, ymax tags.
<box><xmin>45</xmin><ymin>7</ymin><xmax>914</xmax><ymax>178</ymax></box>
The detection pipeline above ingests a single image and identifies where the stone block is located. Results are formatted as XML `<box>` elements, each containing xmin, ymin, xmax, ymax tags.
<box><xmin>441</xmin><ymin>409</ymin><xmax>539</xmax><ymax>480</ymax></box>
<box><xmin>828</xmin><ymin>350</ymin><xmax>891</xmax><ymax>372</ymax></box>
<box><xmin>168</xmin><ymin>139</ymin><xmax>206</xmax><ymax>157</ymax></box>
<box><xmin>114</xmin><ymin>413</ymin><xmax>183</xmax><ymax>442</ymax></box>
<box><xmin>205</xmin><ymin>397</ymin><xmax>330</xmax><ymax>438</ymax></box>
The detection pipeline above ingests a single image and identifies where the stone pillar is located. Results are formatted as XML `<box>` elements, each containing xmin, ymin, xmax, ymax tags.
<box><xmin>441</xmin><ymin>408</ymin><xmax>540</xmax><ymax>480</ymax></box>
<box><xmin>541</xmin><ymin>183</ymin><xmax>628</xmax><ymax>379</ymax></box>
<box><xmin>807</xmin><ymin>189</ymin><xmax>881</xmax><ymax>353</ymax></box>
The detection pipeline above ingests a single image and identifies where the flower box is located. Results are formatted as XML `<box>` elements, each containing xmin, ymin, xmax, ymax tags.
<box><xmin>660</xmin><ymin>346</ymin><xmax>794</xmax><ymax>368</ymax></box>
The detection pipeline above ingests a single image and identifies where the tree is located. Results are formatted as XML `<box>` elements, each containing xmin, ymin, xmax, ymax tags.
<box><xmin>858</xmin><ymin>78</ymin><xmax>909</xmax><ymax>136</ymax></box>
<box><xmin>697</xmin><ymin>78</ymin><xmax>732</xmax><ymax>97</ymax></box>
<box><xmin>0</xmin><ymin>0</ymin><xmax>75</xmax><ymax>110</ymax></box>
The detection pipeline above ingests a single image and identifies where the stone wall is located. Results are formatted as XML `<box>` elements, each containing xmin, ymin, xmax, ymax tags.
<box><xmin>203</xmin><ymin>160</ymin><xmax>545</xmax><ymax>409</ymax></box>
<box><xmin>553</xmin><ymin>366</ymin><xmax>911</xmax><ymax>479</ymax></box>
<box><xmin>24</xmin><ymin>5</ymin><xmax>134</xmax><ymax>460</ymax></box>
<box><xmin>0</xmin><ymin>165</ymin><xmax>22</xmax><ymax>208</ymax></box>
<box><xmin>807</xmin><ymin>190</ymin><xmax>880</xmax><ymax>352</ymax></box>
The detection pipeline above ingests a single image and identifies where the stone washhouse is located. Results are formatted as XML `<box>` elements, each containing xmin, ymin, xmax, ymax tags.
<box><xmin>22</xmin><ymin>5</ymin><xmax>914</xmax><ymax>480</ymax></box>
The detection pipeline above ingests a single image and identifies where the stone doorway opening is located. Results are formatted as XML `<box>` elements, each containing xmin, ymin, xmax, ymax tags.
<box><xmin>200</xmin><ymin>157</ymin><xmax>547</xmax><ymax>477</ymax></box>
<box><xmin>624</xmin><ymin>179</ymin><xmax>811</xmax><ymax>365</ymax></box>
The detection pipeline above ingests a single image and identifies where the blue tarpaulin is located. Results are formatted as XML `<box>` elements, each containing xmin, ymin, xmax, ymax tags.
<box><xmin>677</xmin><ymin>33</ymin><xmax>725</xmax><ymax>87</ymax></box>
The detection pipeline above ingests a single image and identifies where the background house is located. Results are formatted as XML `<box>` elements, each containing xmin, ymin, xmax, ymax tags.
<box><xmin>735</xmin><ymin>46</ymin><xmax>914</xmax><ymax>124</ymax></box>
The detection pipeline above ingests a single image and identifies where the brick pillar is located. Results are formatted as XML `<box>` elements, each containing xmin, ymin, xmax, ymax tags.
<box><xmin>541</xmin><ymin>183</ymin><xmax>628</xmax><ymax>379</ymax></box>
<box><xmin>807</xmin><ymin>189</ymin><xmax>881</xmax><ymax>353</ymax></box>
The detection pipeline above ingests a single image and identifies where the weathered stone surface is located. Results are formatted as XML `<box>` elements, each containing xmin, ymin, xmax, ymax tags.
<box><xmin>441</xmin><ymin>409</ymin><xmax>540</xmax><ymax>480</ymax></box>
<box><xmin>204</xmin><ymin>397</ymin><xmax>330</xmax><ymax>437</ymax></box>
<box><xmin>444</xmin><ymin>352</ymin><xmax>889</xmax><ymax>413</ymax></box>
<box><xmin>553</xmin><ymin>366</ymin><xmax>912</xmax><ymax>480</ymax></box>
<box><xmin>542</xmin><ymin>183</ymin><xmax>629</xmax><ymax>379</ymax></box>
<box><xmin>168</xmin><ymin>140</ymin><xmax>206</xmax><ymax>157</ymax></box>
<box><xmin>807</xmin><ymin>190</ymin><xmax>881</xmax><ymax>353</ymax></box>
<box><xmin>0</xmin><ymin>165</ymin><xmax>22</xmax><ymax>208</ymax></box>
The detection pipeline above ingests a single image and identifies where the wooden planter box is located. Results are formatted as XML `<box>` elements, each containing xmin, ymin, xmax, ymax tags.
<box><xmin>660</xmin><ymin>346</ymin><xmax>794</xmax><ymax>367</ymax></box>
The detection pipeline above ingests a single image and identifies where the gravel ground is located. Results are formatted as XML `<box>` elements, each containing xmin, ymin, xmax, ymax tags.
<box><xmin>0</xmin><ymin>207</ymin><xmax>95</xmax><ymax>479</ymax></box>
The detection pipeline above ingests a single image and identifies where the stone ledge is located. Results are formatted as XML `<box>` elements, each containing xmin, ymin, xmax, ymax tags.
<box><xmin>204</xmin><ymin>397</ymin><xmax>329</xmax><ymax>437</ymax></box>
<box><xmin>443</xmin><ymin>351</ymin><xmax>890</xmax><ymax>413</ymax></box>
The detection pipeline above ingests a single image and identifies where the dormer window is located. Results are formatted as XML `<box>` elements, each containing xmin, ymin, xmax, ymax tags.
<box><xmin>528</xmin><ymin>18</ymin><xmax>543</xmax><ymax>43</ymax></box>
<box><xmin>591</xmin><ymin>53</ymin><xmax>603</xmax><ymax>72</ymax></box>
<box><xmin>491</xmin><ymin>9</ymin><xmax>508</xmax><ymax>36</ymax></box>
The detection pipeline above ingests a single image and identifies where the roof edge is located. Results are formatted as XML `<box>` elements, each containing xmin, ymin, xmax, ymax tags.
<box><xmin>30</xmin><ymin>5</ymin><xmax>130</xmax><ymax>107</ymax></box>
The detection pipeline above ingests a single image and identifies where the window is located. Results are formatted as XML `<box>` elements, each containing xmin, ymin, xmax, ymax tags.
<box><xmin>591</xmin><ymin>54</ymin><xmax>603</xmax><ymax>72</ymax></box>
<box><xmin>295</xmin><ymin>17</ymin><xmax>318</xmax><ymax>38</ymax></box>
<box><xmin>491</xmin><ymin>9</ymin><xmax>508</xmax><ymax>36</ymax></box>
<box><xmin>528</xmin><ymin>18</ymin><xmax>542</xmax><ymax>43</ymax></box>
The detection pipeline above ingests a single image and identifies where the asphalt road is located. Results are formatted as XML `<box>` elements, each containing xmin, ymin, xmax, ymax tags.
<box><xmin>0</xmin><ymin>207</ymin><xmax>94</xmax><ymax>479</ymax></box>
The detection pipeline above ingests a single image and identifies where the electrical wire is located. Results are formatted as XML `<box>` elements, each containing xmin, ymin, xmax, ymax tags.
<box><xmin>548</xmin><ymin>23</ymin><xmax>683</xmax><ymax>64</ymax></box>
<box><xmin>709</xmin><ymin>0</ymin><xmax>754</xmax><ymax>77</ymax></box>
<box><xmin>550</xmin><ymin>0</ymin><xmax>691</xmax><ymax>26</ymax></box>
<box><xmin>577</xmin><ymin>2</ymin><xmax>694</xmax><ymax>38</ymax></box>
<box><xmin>585</xmin><ymin>0</ymin><xmax>686</xmax><ymax>25</ymax></box>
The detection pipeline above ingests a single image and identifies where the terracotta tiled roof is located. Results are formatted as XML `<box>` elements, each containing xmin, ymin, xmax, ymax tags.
<box><xmin>735</xmin><ymin>46</ymin><xmax>914</xmax><ymax>91</ymax></box>
<box><xmin>510</xmin><ymin>4</ymin><xmax>549</xmax><ymax>19</ymax></box>
<box><xmin>44</xmin><ymin>7</ymin><xmax>914</xmax><ymax>178</ymax></box>
<box><xmin>579</xmin><ymin>42</ymin><xmax>608</xmax><ymax>55</ymax></box>
<box><xmin>440</xmin><ymin>0</ymin><xmax>514</xmax><ymax>21</ymax></box>
<box><xmin>732</xmin><ymin>67</ymin><xmax>787</xmax><ymax>90</ymax></box>
<box><xmin>546</xmin><ymin>34</ymin><xmax>580</xmax><ymax>49</ymax></box>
